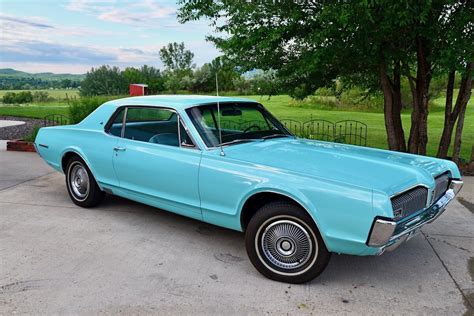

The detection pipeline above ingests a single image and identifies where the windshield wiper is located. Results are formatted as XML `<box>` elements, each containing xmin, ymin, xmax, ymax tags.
<box><xmin>219</xmin><ymin>134</ymin><xmax>291</xmax><ymax>147</ymax></box>
<box><xmin>219</xmin><ymin>138</ymin><xmax>263</xmax><ymax>146</ymax></box>
<box><xmin>261</xmin><ymin>134</ymin><xmax>292</xmax><ymax>140</ymax></box>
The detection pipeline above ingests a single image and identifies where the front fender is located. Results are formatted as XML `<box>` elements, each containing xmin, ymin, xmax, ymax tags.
<box><xmin>263</xmin><ymin>178</ymin><xmax>377</xmax><ymax>255</ymax></box>
<box><xmin>199</xmin><ymin>153</ymin><xmax>377</xmax><ymax>255</ymax></box>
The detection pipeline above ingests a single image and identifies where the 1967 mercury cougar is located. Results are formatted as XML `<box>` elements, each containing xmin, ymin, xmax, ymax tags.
<box><xmin>35</xmin><ymin>95</ymin><xmax>463</xmax><ymax>283</ymax></box>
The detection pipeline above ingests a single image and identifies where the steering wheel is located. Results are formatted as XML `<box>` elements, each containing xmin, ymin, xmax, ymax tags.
<box><xmin>243</xmin><ymin>125</ymin><xmax>261</xmax><ymax>133</ymax></box>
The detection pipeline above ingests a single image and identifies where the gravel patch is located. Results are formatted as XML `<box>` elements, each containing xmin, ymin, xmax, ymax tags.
<box><xmin>0</xmin><ymin>116</ymin><xmax>45</xmax><ymax>140</ymax></box>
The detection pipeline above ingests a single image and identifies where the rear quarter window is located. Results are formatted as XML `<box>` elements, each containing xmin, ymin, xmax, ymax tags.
<box><xmin>108</xmin><ymin>108</ymin><xmax>125</xmax><ymax>137</ymax></box>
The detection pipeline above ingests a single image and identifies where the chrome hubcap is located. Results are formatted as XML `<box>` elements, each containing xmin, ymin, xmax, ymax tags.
<box><xmin>276</xmin><ymin>238</ymin><xmax>295</xmax><ymax>256</ymax></box>
<box><xmin>261</xmin><ymin>219</ymin><xmax>313</xmax><ymax>270</ymax></box>
<box><xmin>69</xmin><ymin>164</ymin><xmax>89</xmax><ymax>200</ymax></box>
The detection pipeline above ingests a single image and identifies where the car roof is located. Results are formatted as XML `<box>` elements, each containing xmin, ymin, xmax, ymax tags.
<box><xmin>107</xmin><ymin>95</ymin><xmax>258</xmax><ymax>111</ymax></box>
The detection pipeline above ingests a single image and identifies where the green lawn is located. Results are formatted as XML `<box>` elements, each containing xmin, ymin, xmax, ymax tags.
<box><xmin>0</xmin><ymin>91</ymin><xmax>472</xmax><ymax>161</ymax></box>
<box><xmin>245</xmin><ymin>94</ymin><xmax>473</xmax><ymax>161</ymax></box>
<box><xmin>0</xmin><ymin>88</ymin><xmax>79</xmax><ymax>100</ymax></box>
<box><xmin>0</xmin><ymin>105</ymin><xmax>69</xmax><ymax>118</ymax></box>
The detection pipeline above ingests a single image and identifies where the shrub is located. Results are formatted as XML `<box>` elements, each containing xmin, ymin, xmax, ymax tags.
<box><xmin>289</xmin><ymin>84</ymin><xmax>315</xmax><ymax>100</ymax></box>
<box><xmin>315</xmin><ymin>87</ymin><xmax>334</xmax><ymax>97</ymax></box>
<box><xmin>2</xmin><ymin>92</ymin><xmax>16</xmax><ymax>104</ymax></box>
<box><xmin>15</xmin><ymin>91</ymin><xmax>34</xmax><ymax>103</ymax></box>
<box><xmin>33</xmin><ymin>91</ymin><xmax>51</xmax><ymax>102</ymax></box>
<box><xmin>24</xmin><ymin>125</ymin><xmax>41</xmax><ymax>142</ymax></box>
<box><xmin>339</xmin><ymin>87</ymin><xmax>383</xmax><ymax>111</ymax></box>
<box><xmin>2</xmin><ymin>91</ymin><xmax>34</xmax><ymax>104</ymax></box>
<box><xmin>69</xmin><ymin>96</ymin><xmax>115</xmax><ymax>124</ymax></box>
<box><xmin>233</xmin><ymin>76</ymin><xmax>252</xmax><ymax>95</ymax></box>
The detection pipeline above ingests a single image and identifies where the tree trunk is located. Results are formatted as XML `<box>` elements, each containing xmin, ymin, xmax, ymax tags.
<box><xmin>408</xmin><ymin>37</ymin><xmax>431</xmax><ymax>155</ymax></box>
<box><xmin>452</xmin><ymin>62</ymin><xmax>473</xmax><ymax>163</ymax></box>
<box><xmin>380</xmin><ymin>60</ymin><xmax>406</xmax><ymax>151</ymax></box>
<box><xmin>407</xmin><ymin>74</ymin><xmax>420</xmax><ymax>154</ymax></box>
<box><xmin>437</xmin><ymin>71</ymin><xmax>456</xmax><ymax>158</ymax></box>
<box><xmin>380</xmin><ymin>62</ymin><xmax>398</xmax><ymax>150</ymax></box>
<box><xmin>392</xmin><ymin>61</ymin><xmax>406</xmax><ymax>152</ymax></box>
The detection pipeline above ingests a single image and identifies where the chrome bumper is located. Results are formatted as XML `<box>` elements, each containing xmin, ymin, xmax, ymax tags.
<box><xmin>367</xmin><ymin>179</ymin><xmax>463</xmax><ymax>253</ymax></box>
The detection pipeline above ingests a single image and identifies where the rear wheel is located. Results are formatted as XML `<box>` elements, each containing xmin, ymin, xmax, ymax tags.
<box><xmin>245</xmin><ymin>201</ymin><xmax>331</xmax><ymax>283</ymax></box>
<box><xmin>65</xmin><ymin>156</ymin><xmax>104</xmax><ymax>207</ymax></box>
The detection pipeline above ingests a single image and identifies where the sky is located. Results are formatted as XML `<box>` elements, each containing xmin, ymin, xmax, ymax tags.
<box><xmin>0</xmin><ymin>0</ymin><xmax>220</xmax><ymax>74</ymax></box>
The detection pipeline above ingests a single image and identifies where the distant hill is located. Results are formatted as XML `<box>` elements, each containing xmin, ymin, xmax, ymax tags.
<box><xmin>0</xmin><ymin>68</ymin><xmax>85</xmax><ymax>81</ymax></box>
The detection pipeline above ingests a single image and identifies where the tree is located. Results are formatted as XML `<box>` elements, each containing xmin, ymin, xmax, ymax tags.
<box><xmin>443</xmin><ymin>63</ymin><xmax>473</xmax><ymax>162</ymax></box>
<box><xmin>60</xmin><ymin>79</ymin><xmax>72</xmax><ymax>89</ymax></box>
<box><xmin>159</xmin><ymin>42</ymin><xmax>195</xmax><ymax>93</ymax></box>
<box><xmin>159</xmin><ymin>42</ymin><xmax>195</xmax><ymax>74</ymax></box>
<box><xmin>188</xmin><ymin>56</ymin><xmax>240</xmax><ymax>93</ymax></box>
<box><xmin>249</xmin><ymin>70</ymin><xmax>282</xmax><ymax>98</ymax></box>
<box><xmin>80</xmin><ymin>65</ymin><xmax>127</xmax><ymax>96</ymax></box>
<box><xmin>122</xmin><ymin>65</ymin><xmax>165</xmax><ymax>94</ymax></box>
<box><xmin>233</xmin><ymin>76</ymin><xmax>251</xmax><ymax>95</ymax></box>
<box><xmin>164</xmin><ymin>72</ymin><xmax>182</xmax><ymax>94</ymax></box>
<box><xmin>209</xmin><ymin>56</ymin><xmax>239</xmax><ymax>91</ymax></box>
<box><xmin>139</xmin><ymin>65</ymin><xmax>165</xmax><ymax>93</ymax></box>
<box><xmin>189</xmin><ymin>63</ymin><xmax>214</xmax><ymax>92</ymax></box>
<box><xmin>122</xmin><ymin>67</ymin><xmax>143</xmax><ymax>85</ymax></box>
<box><xmin>178</xmin><ymin>0</ymin><xmax>473</xmax><ymax>157</ymax></box>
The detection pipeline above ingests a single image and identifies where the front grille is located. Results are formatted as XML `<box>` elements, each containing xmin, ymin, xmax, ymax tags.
<box><xmin>433</xmin><ymin>173</ymin><xmax>450</xmax><ymax>203</ymax></box>
<box><xmin>391</xmin><ymin>186</ymin><xmax>428</xmax><ymax>219</ymax></box>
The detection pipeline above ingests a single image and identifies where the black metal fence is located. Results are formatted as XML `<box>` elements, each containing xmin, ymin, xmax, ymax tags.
<box><xmin>43</xmin><ymin>114</ymin><xmax>71</xmax><ymax>127</ymax></box>
<box><xmin>42</xmin><ymin>114</ymin><xmax>367</xmax><ymax>146</ymax></box>
<box><xmin>281</xmin><ymin>118</ymin><xmax>367</xmax><ymax>146</ymax></box>
<box><xmin>220</xmin><ymin>118</ymin><xmax>367</xmax><ymax>146</ymax></box>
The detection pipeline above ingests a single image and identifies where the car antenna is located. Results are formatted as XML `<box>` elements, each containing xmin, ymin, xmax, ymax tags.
<box><xmin>216</xmin><ymin>72</ymin><xmax>225</xmax><ymax>156</ymax></box>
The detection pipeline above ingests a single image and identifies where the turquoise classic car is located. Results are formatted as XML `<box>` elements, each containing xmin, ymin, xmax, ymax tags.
<box><xmin>35</xmin><ymin>95</ymin><xmax>463</xmax><ymax>283</ymax></box>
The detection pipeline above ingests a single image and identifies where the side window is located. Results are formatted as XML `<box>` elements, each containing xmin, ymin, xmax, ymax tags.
<box><xmin>179</xmin><ymin>120</ymin><xmax>196</xmax><ymax>148</ymax></box>
<box><xmin>109</xmin><ymin>108</ymin><xmax>125</xmax><ymax>137</ymax></box>
<box><xmin>124</xmin><ymin>107</ymin><xmax>180</xmax><ymax>147</ymax></box>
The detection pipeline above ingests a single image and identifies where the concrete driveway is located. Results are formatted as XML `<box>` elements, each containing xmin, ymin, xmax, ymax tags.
<box><xmin>0</xmin><ymin>151</ymin><xmax>473</xmax><ymax>314</ymax></box>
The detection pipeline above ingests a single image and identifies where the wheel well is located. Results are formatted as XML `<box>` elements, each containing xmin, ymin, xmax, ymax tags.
<box><xmin>240</xmin><ymin>192</ymin><xmax>308</xmax><ymax>231</ymax></box>
<box><xmin>61</xmin><ymin>152</ymin><xmax>79</xmax><ymax>173</ymax></box>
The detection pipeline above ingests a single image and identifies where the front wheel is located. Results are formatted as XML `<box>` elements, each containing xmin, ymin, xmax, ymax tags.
<box><xmin>245</xmin><ymin>201</ymin><xmax>331</xmax><ymax>283</ymax></box>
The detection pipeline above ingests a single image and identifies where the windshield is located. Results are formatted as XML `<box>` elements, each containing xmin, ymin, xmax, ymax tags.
<box><xmin>186</xmin><ymin>102</ymin><xmax>292</xmax><ymax>147</ymax></box>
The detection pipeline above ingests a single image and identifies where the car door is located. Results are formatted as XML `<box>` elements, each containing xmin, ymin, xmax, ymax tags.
<box><xmin>112</xmin><ymin>106</ymin><xmax>202</xmax><ymax>220</ymax></box>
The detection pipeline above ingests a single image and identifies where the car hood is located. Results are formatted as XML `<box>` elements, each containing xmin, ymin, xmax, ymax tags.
<box><xmin>221</xmin><ymin>138</ymin><xmax>457</xmax><ymax>196</ymax></box>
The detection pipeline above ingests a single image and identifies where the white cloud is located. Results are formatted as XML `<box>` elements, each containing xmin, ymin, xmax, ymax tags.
<box><xmin>65</xmin><ymin>0</ymin><xmax>175</xmax><ymax>26</ymax></box>
<box><xmin>0</xmin><ymin>13</ymin><xmax>165</xmax><ymax>72</ymax></box>
<box><xmin>0</xmin><ymin>4</ymin><xmax>220</xmax><ymax>73</ymax></box>
<box><xmin>0</xmin><ymin>13</ymin><xmax>121</xmax><ymax>44</ymax></box>
<box><xmin>64</xmin><ymin>0</ymin><xmax>116</xmax><ymax>13</ymax></box>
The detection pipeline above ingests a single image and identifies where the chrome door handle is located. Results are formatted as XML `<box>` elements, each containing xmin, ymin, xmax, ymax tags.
<box><xmin>113</xmin><ymin>146</ymin><xmax>126</xmax><ymax>151</ymax></box>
